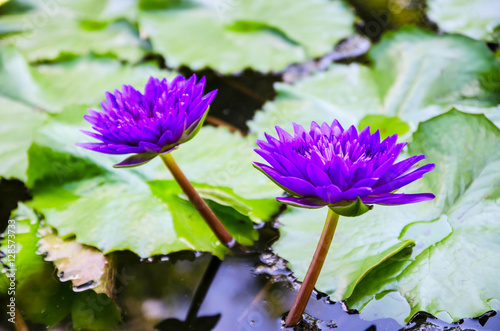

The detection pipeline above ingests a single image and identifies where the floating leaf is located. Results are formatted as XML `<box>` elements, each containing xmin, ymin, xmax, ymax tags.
<box><xmin>0</xmin><ymin>206</ymin><xmax>73</xmax><ymax>326</ymax></box>
<box><xmin>38</xmin><ymin>230</ymin><xmax>114</xmax><ymax>297</ymax></box>
<box><xmin>358</xmin><ymin>115</ymin><xmax>410</xmax><ymax>139</ymax></box>
<box><xmin>71</xmin><ymin>291</ymin><xmax>121</xmax><ymax>331</ymax></box>
<box><xmin>0</xmin><ymin>18</ymin><xmax>147</xmax><ymax>62</ymax></box>
<box><xmin>139</xmin><ymin>0</ymin><xmax>355</xmax><ymax>74</ymax></box>
<box><xmin>427</xmin><ymin>0</ymin><xmax>500</xmax><ymax>40</ymax></box>
<box><xmin>0</xmin><ymin>0</ymin><xmax>137</xmax><ymax>21</ymax></box>
<box><xmin>0</xmin><ymin>46</ymin><xmax>171</xmax><ymax>113</ymax></box>
<box><xmin>275</xmin><ymin>110</ymin><xmax>500</xmax><ymax>322</ymax></box>
<box><xmin>30</xmin><ymin>176</ymin><xmax>257</xmax><ymax>259</ymax></box>
<box><xmin>248</xmin><ymin>28</ymin><xmax>500</xmax><ymax>137</ymax></box>
<box><xmin>0</xmin><ymin>96</ymin><xmax>47</xmax><ymax>181</ymax></box>
<box><xmin>0</xmin><ymin>0</ymin><xmax>145</xmax><ymax>62</ymax></box>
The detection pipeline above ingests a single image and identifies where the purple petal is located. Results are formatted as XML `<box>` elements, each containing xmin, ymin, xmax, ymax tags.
<box><xmin>276</xmin><ymin>126</ymin><xmax>293</xmax><ymax>142</ymax></box>
<box><xmin>293</xmin><ymin>122</ymin><xmax>307</xmax><ymax>138</ymax></box>
<box><xmin>76</xmin><ymin>142</ymin><xmax>107</xmax><ymax>152</ymax></box>
<box><xmin>370</xmin><ymin>155</ymin><xmax>397</xmax><ymax>178</ymax></box>
<box><xmin>200</xmin><ymin>89</ymin><xmax>217</xmax><ymax>108</ymax></box>
<box><xmin>331</xmin><ymin>119</ymin><xmax>344</xmax><ymax>136</ymax></box>
<box><xmin>113</xmin><ymin>153</ymin><xmax>158</xmax><ymax>168</ymax></box>
<box><xmin>376</xmin><ymin>155</ymin><xmax>427</xmax><ymax>186</ymax></box>
<box><xmin>328</xmin><ymin>156</ymin><xmax>349</xmax><ymax>190</ymax></box>
<box><xmin>115</xmin><ymin>146</ymin><xmax>145</xmax><ymax>154</ymax></box>
<box><xmin>358</xmin><ymin>126</ymin><xmax>371</xmax><ymax>143</ymax></box>
<box><xmin>375</xmin><ymin>193</ymin><xmax>435</xmax><ymax>205</ymax></box>
<box><xmin>139</xmin><ymin>141</ymin><xmax>162</xmax><ymax>153</ymax></box>
<box><xmin>362</xmin><ymin>193</ymin><xmax>405</xmax><ymax>204</ymax></box>
<box><xmin>320</xmin><ymin>122</ymin><xmax>331</xmax><ymax>137</ymax></box>
<box><xmin>342</xmin><ymin>187</ymin><xmax>372</xmax><ymax>201</ymax></box>
<box><xmin>273</xmin><ymin>152</ymin><xmax>307</xmax><ymax>179</ymax></box>
<box><xmin>307</xmin><ymin>163</ymin><xmax>332</xmax><ymax>186</ymax></box>
<box><xmin>276</xmin><ymin>196</ymin><xmax>328</xmax><ymax>208</ymax></box>
<box><xmin>352</xmin><ymin>177</ymin><xmax>379</xmax><ymax>188</ymax></box>
<box><xmin>315</xmin><ymin>185</ymin><xmax>342</xmax><ymax>204</ymax></box>
<box><xmin>346</xmin><ymin>125</ymin><xmax>358</xmax><ymax>140</ymax></box>
<box><xmin>254</xmin><ymin>163</ymin><xmax>317</xmax><ymax>197</ymax></box>
<box><xmin>158</xmin><ymin>130</ymin><xmax>174</xmax><ymax>147</ymax></box>
<box><xmin>80</xmin><ymin>130</ymin><xmax>106</xmax><ymax>142</ymax></box>
<box><xmin>371</xmin><ymin>163</ymin><xmax>435</xmax><ymax>194</ymax></box>
<box><xmin>256</xmin><ymin>139</ymin><xmax>275</xmax><ymax>151</ymax></box>
<box><xmin>254</xmin><ymin>149</ymin><xmax>288</xmax><ymax>175</ymax></box>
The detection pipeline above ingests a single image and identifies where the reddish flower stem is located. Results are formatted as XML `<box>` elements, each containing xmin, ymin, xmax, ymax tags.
<box><xmin>286</xmin><ymin>208</ymin><xmax>340</xmax><ymax>326</ymax></box>
<box><xmin>160</xmin><ymin>153</ymin><xmax>236</xmax><ymax>247</ymax></box>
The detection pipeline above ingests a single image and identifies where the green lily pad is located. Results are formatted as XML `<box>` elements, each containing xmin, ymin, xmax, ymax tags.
<box><xmin>0</xmin><ymin>17</ymin><xmax>147</xmax><ymax>62</ymax></box>
<box><xmin>0</xmin><ymin>205</ymin><xmax>74</xmax><ymax>326</ymax></box>
<box><xmin>0</xmin><ymin>96</ymin><xmax>47</xmax><ymax>181</ymax></box>
<box><xmin>53</xmin><ymin>0</ymin><xmax>138</xmax><ymax>21</ymax></box>
<box><xmin>358</xmin><ymin>115</ymin><xmax>410</xmax><ymax>139</ymax></box>
<box><xmin>0</xmin><ymin>0</ymin><xmax>146</xmax><ymax>62</ymax></box>
<box><xmin>0</xmin><ymin>0</ymin><xmax>137</xmax><ymax>20</ymax></box>
<box><xmin>248</xmin><ymin>27</ymin><xmax>500</xmax><ymax>137</ymax></box>
<box><xmin>139</xmin><ymin>0</ymin><xmax>355</xmax><ymax>74</ymax></box>
<box><xmin>275</xmin><ymin>110</ymin><xmax>500</xmax><ymax>322</ymax></box>
<box><xmin>427</xmin><ymin>0</ymin><xmax>500</xmax><ymax>41</ymax></box>
<box><xmin>30</xmin><ymin>175</ymin><xmax>257</xmax><ymax>259</ymax></box>
<box><xmin>0</xmin><ymin>46</ymin><xmax>170</xmax><ymax>113</ymax></box>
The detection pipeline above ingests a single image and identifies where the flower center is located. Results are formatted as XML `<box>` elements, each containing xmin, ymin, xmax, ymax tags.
<box><xmin>293</xmin><ymin>134</ymin><xmax>378</xmax><ymax>166</ymax></box>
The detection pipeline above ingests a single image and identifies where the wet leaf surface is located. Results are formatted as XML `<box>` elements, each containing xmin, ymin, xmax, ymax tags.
<box><xmin>249</xmin><ymin>28</ymin><xmax>500</xmax><ymax>137</ymax></box>
<box><xmin>427</xmin><ymin>0</ymin><xmax>500</xmax><ymax>40</ymax></box>
<box><xmin>0</xmin><ymin>97</ymin><xmax>47</xmax><ymax>181</ymax></box>
<box><xmin>139</xmin><ymin>0</ymin><xmax>355</xmax><ymax>74</ymax></box>
<box><xmin>0</xmin><ymin>17</ymin><xmax>147</xmax><ymax>62</ymax></box>
<box><xmin>38</xmin><ymin>230</ymin><xmax>114</xmax><ymax>297</ymax></box>
<box><xmin>0</xmin><ymin>47</ymin><xmax>170</xmax><ymax>113</ymax></box>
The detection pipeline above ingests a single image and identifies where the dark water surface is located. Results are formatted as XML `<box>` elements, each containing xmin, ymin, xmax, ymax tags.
<box><xmin>111</xmin><ymin>248</ymin><xmax>500</xmax><ymax>331</ymax></box>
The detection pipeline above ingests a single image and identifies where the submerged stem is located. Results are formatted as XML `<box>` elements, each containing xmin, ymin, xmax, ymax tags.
<box><xmin>285</xmin><ymin>208</ymin><xmax>340</xmax><ymax>326</ymax></box>
<box><xmin>160</xmin><ymin>153</ymin><xmax>236</xmax><ymax>248</ymax></box>
<box><xmin>186</xmin><ymin>256</ymin><xmax>222</xmax><ymax>321</ymax></box>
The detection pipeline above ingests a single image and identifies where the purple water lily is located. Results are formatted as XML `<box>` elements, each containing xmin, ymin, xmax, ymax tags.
<box><xmin>254</xmin><ymin>120</ymin><xmax>435</xmax><ymax>209</ymax></box>
<box><xmin>77</xmin><ymin>74</ymin><xmax>217</xmax><ymax>167</ymax></box>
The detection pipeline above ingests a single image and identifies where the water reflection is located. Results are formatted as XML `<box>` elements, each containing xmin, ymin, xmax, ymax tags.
<box><xmin>116</xmin><ymin>251</ymin><xmax>500</xmax><ymax>331</ymax></box>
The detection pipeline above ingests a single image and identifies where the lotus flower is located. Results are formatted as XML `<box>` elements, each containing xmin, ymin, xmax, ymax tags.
<box><xmin>77</xmin><ymin>74</ymin><xmax>217</xmax><ymax>167</ymax></box>
<box><xmin>254</xmin><ymin>120</ymin><xmax>435</xmax><ymax>212</ymax></box>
